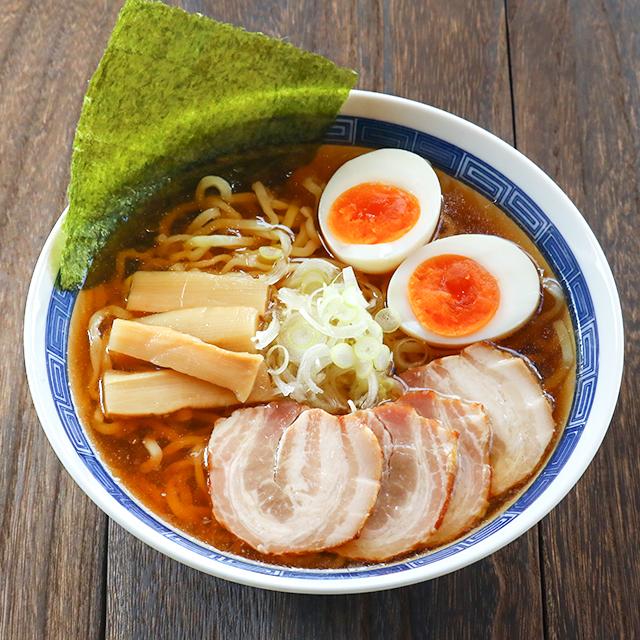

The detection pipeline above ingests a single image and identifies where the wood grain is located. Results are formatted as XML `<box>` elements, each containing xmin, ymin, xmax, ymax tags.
<box><xmin>0</xmin><ymin>1</ymin><xmax>121</xmax><ymax>637</ymax></box>
<box><xmin>508</xmin><ymin>1</ymin><xmax>640</xmax><ymax>638</ymax></box>
<box><xmin>0</xmin><ymin>0</ymin><xmax>636</xmax><ymax>638</ymax></box>
<box><xmin>107</xmin><ymin>526</ymin><xmax>544</xmax><ymax>640</ymax></box>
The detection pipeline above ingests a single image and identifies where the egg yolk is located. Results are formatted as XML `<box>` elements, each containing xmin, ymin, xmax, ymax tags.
<box><xmin>328</xmin><ymin>182</ymin><xmax>420</xmax><ymax>245</ymax></box>
<box><xmin>408</xmin><ymin>254</ymin><xmax>500</xmax><ymax>337</ymax></box>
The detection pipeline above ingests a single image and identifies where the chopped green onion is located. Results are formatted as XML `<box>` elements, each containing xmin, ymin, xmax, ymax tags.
<box><xmin>354</xmin><ymin>336</ymin><xmax>381</xmax><ymax>361</ymax></box>
<box><xmin>374</xmin><ymin>344</ymin><xmax>392</xmax><ymax>371</ymax></box>
<box><xmin>285</xmin><ymin>258</ymin><xmax>339</xmax><ymax>291</ymax></box>
<box><xmin>374</xmin><ymin>308</ymin><xmax>401</xmax><ymax>333</ymax></box>
<box><xmin>258</xmin><ymin>246</ymin><xmax>284</xmax><ymax>261</ymax></box>
<box><xmin>266</xmin><ymin>344</ymin><xmax>290</xmax><ymax>375</ymax></box>
<box><xmin>330</xmin><ymin>343</ymin><xmax>355</xmax><ymax>369</ymax></box>
<box><xmin>253</xmin><ymin>314</ymin><xmax>280</xmax><ymax>349</ymax></box>
<box><xmin>355</xmin><ymin>360</ymin><xmax>373</xmax><ymax>379</ymax></box>
<box><xmin>264</xmin><ymin>259</ymin><xmax>397</xmax><ymax>410</ymax></box>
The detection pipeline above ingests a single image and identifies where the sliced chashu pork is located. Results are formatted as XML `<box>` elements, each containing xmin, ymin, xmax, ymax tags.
<box><xmin>208</xmin><ymin>402</ymin><xmax>382</xmax><ymax>555</ymax></box>
<box><xmin>399</xmin><ymin>390</ymin><xmax>492</xmax><ymax>545</ymax></box>
<box><xmin>401</xmin><ymin>342</ymin><xmax>554</xmax><ymax>497</ymax></box>
<box><xmin>338</xmin><ymin>403</ymin><xmax>458</xmax><ymax>562</ymax></box>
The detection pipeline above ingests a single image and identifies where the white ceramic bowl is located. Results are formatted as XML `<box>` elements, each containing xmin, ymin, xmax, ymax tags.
<box><xmin>24</xmin><ymin>90</ymin><xmax>624</xmax><ymax>594</ymax></box>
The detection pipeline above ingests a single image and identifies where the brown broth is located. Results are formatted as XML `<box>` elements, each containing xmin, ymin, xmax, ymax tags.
<box><xmin>68</xmin><ymin>144</ymin><xmax>575</xmax><ymax>568</ymax></box>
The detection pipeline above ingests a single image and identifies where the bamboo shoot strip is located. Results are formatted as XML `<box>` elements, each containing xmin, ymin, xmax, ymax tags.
<box><xmin>126</xmin><ymin>271</ymin><xmax>269</xmax><ymax>314</ymax></box>
<box><xmin>108</xmin><ymin>319</ymin><xmax>263</xmax><ymax>401</ymax></box>
<box><xmin>137</xmin><ymin>306</ymin><xmax>258</xmax><ymax>352</ymax></box>
<box><xmin>102</xmin><ymin>366</ymin><xmax>276</xmax><ymax>416</ymax></box>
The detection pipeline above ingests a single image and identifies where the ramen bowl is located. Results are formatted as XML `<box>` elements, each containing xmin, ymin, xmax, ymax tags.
<box><xmin>24</xmin><ymin>90</ymin><xmax>624</xmax><ymax>594</ymax></box>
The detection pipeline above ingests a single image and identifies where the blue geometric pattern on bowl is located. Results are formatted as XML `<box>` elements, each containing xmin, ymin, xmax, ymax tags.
<box><xmin>46</xmin><ymin>116</ymin><xmax>597</xmax><ymax>579</ymax></box>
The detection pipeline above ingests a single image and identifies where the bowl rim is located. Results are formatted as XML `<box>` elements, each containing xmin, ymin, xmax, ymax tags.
<box><xmin>24</xmin><ymin>89</ymin><xmax>624</xmax><ymax>594</ymax></box>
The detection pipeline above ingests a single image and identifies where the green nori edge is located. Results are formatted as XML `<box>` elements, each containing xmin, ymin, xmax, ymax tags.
<box><xmin>60</xmin><ymin>0</ymin><xmax>356</xmax><ymax>289</ymax></box>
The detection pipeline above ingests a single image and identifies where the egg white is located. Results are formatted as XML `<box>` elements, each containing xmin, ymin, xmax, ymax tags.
<box><xmin>318</xmin><ymin>149</ymin><xmax>441</xmax><ymax>273</ymax></box>
<box><xmin>387</xmin><ymin>234</ymin><xmax>541</xmax><ymax>346</ymax></box>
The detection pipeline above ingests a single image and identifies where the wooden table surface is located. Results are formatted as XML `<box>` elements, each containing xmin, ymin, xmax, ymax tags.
<box><xmin>2</xmin><ymin>0</ymin><xmax>639</xmax><ymax>638</ymax></box>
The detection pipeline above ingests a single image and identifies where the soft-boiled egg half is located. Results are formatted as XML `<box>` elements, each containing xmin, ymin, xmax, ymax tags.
<box><xmin>318</xmin><ymin>149</ymin><xmax>441</xmax><ymax>273</ymax></box>
<box><xmin>388</xmin><ymin>234</ymin><xmax>541</xmax><ymax>346</ymax></box>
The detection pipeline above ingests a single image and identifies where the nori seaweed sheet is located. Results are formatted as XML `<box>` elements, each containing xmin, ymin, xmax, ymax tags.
<box><xmin>61</xmin><ymin>0</ymin><xmax>356</xmax><ymax>289</ymax></box>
